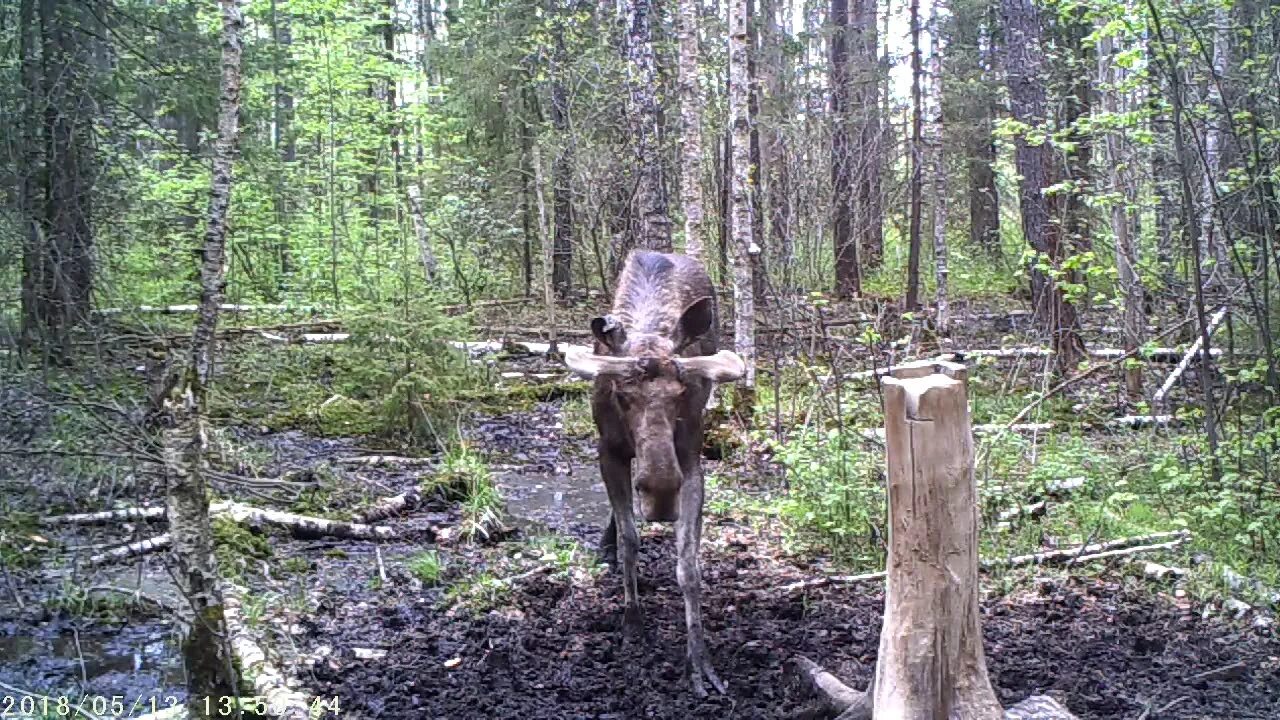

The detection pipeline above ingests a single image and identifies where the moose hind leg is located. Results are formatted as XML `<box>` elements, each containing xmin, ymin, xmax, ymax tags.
<box><xmin>599</xmin><ymin>513</ymin><xmax>618</xmax><ymax>568</ymax></box>
<box><xmin>676</xmin><ymin>473</ymin><xmax>725</xmax><ymax>696</ymax></box>
<box><xmin>601</xmin><ymin>453</ymin><xmax>642</xmax><ymax>634</ymax></box>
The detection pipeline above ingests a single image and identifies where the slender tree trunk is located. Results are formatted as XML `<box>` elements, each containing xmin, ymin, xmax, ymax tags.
<box><xmin>170</xmin><ymin>2</ymin><xmax>244</xmax><ymax>715</ymax></box>
<box><xmin>764</xmin><ymin>0</ymin><xmax>793</xmax><ymax>288</ymax></box>
<box><xmin>731</xmin><ymin>0</ymin><xmax>757</xmax><ymax>410</ymax></box>
<box><xmin>550</xmin><ymin>26</ymin><xmax>574</xmax><ymax>298</ymax></box>
<box><xmin>623</xmin><ymin>0</ymin><xmax>673</xmax><ymax>252</ymax></box>
<box><xmin>1149</xmin><ymin>1</ymin><xmax>1220</xmax><ymax>482</ymax></box>
<box><xmin>831</xmin><ymin>0</ymin><xmax>861</xmax><ymax>297</ymax></box>
<box><xmin>533</xmin><ymin>142</ymin><xmax>557</xmax><ymax>352</ymax></box>
<box><xmin>905</xmin><ymin>0</ymin><xmax>924</xmax><ymax>310</ymax></box>
<box><xmin>1200</xmin><ymin>5</ymin><xmax>1229</xmax><ymax>286</ymax></box>
<box><xmin>677</xmin><ymin>0</ymin><xmax>706</xmax><ymax>261</ymax></box>
<box><xmin>1100</xmin><ymin>34</ymin><xmax>1143</xmax><ymax>398</ymax></box>
<box><xmin>857</xmin><ymin>0</ymin><xmax>884</xmax><ymax>270</ymax></box>
<box><xmin>18</xmin><ymin>0</ymin><xmax>45</xmax><ymax>354</ymax></box>
<box><xmin>931</xmin><ymin>18</ymin><xmax>949</xmax><ymax>335</ymax></box>
<box><xmin>1001</xmin><ymin>0</ymin><xmax>1085</xmax><ymax>374</ymax></box>
<box><xmin>748</xmin><ymin>0</ymin><xmax>767</xmax><ymax>302</ymax></box>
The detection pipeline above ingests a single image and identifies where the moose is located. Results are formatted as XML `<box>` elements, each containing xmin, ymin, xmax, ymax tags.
<box><xmin>563</xmin><ymin>250</ymin><xmax>746</xmax><ymax>696</ymax></box>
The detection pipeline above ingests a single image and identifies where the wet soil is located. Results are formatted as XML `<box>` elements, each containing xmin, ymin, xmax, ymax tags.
<box><xmin>297</xmin><ymin>521</ymin><xmax>1280</xmax><ymax>720</ymax></box>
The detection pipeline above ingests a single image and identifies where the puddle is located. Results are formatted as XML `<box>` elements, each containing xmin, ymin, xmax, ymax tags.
<box><xmin>0</xmin><ymin>621</ymin><xmax>185</xmax><ymax>702</ymax></box>
<box><xmin>494</xmin><ymin>465</ymin><xmax>612</xmax><ymax>536</ymax></box>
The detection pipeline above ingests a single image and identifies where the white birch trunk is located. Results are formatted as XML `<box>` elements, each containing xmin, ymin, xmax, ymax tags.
<box><xmin>533</xmin><ymin>141</ymin><xmax>557</xmax><ymax>352</ymax></box>
<box><xmin>1200</xmin><ymin>6</ymin><xmax>1229</xmax><ymax>282</ymax></box>
<box><xmin>168</xmin><ymin>2</ymin><xmax>244</xmax><ymax>712</ymax></box>
<box><xmin>1099</xmin><ymin>34</ymin><xmax>1143</xmax><ymax>397</ymax></box>
<box><xmin>678</xmin><ymin>0</ymin><xmax>705</xmax><ymax>261</ymax></box>
<box><xmin>729</xmin><ymin>0</ymin><xmax>757</xmax><ymax>393</ymax></box>
<box><xmin>929</xmin><ymin>20</ymin><xmax>948</xmax><ymax>335</ymax></box>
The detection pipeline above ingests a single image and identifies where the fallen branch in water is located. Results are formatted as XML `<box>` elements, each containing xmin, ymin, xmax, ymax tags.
<box><xmin>87</xmin><ymin>534</ymin><xmax>171</xmax><ymax>566</ymax></box>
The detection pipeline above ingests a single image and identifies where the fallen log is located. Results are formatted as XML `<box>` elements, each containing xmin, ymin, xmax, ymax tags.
<box><xmin>355</xmin><ymin>489</ymin><xmax>424</xmax><ymax>523</ymax></box>
<box><xmin>223</xmin><ymin>583</ymin><xmax>312</xmax><ymax>720</ymax></box>
<box><xmin>217</xmin><ymin>501</ymin><xmax>397</xmax><ymax>541</ymax></box>
<box><xmin>1153</xmin><ymin>306</ymin><xmax>1229</xmax><ymax>410</ymax></box>
<box><xmin>45</xmin><ymin>506</ymin><xmax>167</xmax><ymax>525</ymax></box>
<box><xmin>95</xmin><ymin>303</ymin><xmax>327</xmax><ymax>316</ymax></box>
<box><xmin>989</xmin><ymin>530</ymin><xmax>1190</xmax><ymax>569</ymax></box>
<box><xmin>87</xmin><ymin>534</ymin><xmax>171</xmax><ymax>566</ymax></box>
<box><xmin>333</xmin><ymin>455</ymin><xmax>438</xmax><ymax>468</ymax></box>
<box><xmin>258</xmin><ymin>331</ymin><xmax>351</xmax><ymax>344</ymax></box>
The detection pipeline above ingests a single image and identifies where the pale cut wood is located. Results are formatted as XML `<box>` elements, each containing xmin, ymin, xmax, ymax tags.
<box><xmin>876</xmin><ymin>363</ymin><xmax>1004</xmax><ymax>718</ymax></box>
<box><xmin>1153</xmin><ymin>306</ymin><xmax>1228</xmax><ymax>409</ymax></box>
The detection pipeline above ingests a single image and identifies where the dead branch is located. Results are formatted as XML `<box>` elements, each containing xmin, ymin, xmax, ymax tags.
<box><xmin>989</xmin><ymin>530</ymin><xmax>1190</xmax><ymax>569</ymax></box>
<box><xmin>1154</xmin><ymin>306</ymin><xmax>1229</xmax><ymax>409</ymax></box>
<box><xmin>355</xmin><ymin>489</ymin><xmax>425</xmax><ymax>523</ymax></box>
<box><xmin>95</xmin><ymin>303</ymin><xmax>327</xmax><ymax>316</ymax></box>
<box><xmin>333</xmin><ymin>455</ymin><xmax>438</xmax><ymax>468</ymax></box>
<box><xmin>223</xmin><ymin>583</ymin><xmax>312</xmax><ymax>720</ymax></box>
<box><xmin>86</xmin><ymin>534</ymin><xmax>171</xmax><ymax>566</ymax></box>
<box><xmin>217</xmin><ymin>501</ymin><xmax>398</xmax><ymax>541</ymax></box>
<box><xmin>44</xmin><ymin>506</ymin><xmax>167</xmax><ymax>525</ymax></box>
<box><xmin>1066</xmin><ymin>539</ymin><xmax>1189</xmax><ymax>565</ymax></box>
<box><xmin>780</xmin><ymin>571</ymin><xmax>886</xmax><ymax>597</ymax></box>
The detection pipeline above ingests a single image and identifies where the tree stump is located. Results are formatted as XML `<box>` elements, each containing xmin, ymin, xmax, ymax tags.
<box><xmin>792</xmin><ymin>360</ymin><xmax>1079</xmax><ymax>720</ymax></box>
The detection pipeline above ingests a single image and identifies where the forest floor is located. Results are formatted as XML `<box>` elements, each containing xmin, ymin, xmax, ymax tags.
<box><xmin>3</xmin><ymin>299</ymin><xmax>1279</xmax><ymax>719</ymax></box>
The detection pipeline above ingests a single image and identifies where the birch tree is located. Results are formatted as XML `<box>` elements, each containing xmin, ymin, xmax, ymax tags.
<box><xmin>931</xmin><ymin>9</ymin><xmax>949</xmax><ymax>335</ymax></box>
<box><xmin>167</xmin><ymin>0</ymin><xmax>244</xmax><ymax>714</ymax></box>
<box><xmin>1099</xmin><ymin>32</ymin><xmax>1143</xmax><ymax>397</ymax></box>
<box><xmin>677</xmin><ymin>0</ymin><xmax>705</xmax><ymax>261</ymax></box>
<box><xmin>622</xmin><ymin>0</ymin><xmax>673</xmax><ymax>253</ymax></box>
<box><xmin>730</xmin><ymin>0</ymin><xmax>757</xmax><ymax>409</ymax></box>
<box><xmin>905</xmin><ymin>0</ymin><xmax>925</xmax><ymax>311</ymax></box>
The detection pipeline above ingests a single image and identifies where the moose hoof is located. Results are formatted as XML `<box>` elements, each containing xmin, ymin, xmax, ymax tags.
<box><xmin>688</xmin><ymin>650</ymin><xmax>728</xmax><ymax>697</ymax></box>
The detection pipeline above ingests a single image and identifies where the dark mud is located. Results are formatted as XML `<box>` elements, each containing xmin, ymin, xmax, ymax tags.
<box><xmin>301</xmin><ymin>533</ymin><xmax>1280</xmax><ymax>719</ymax></box>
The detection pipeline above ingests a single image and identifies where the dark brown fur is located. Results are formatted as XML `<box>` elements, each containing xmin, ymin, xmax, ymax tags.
<box><xmin>588</xmin><ymin>250</ymin><xmax>727</xmax><ymax>696</ymax></box>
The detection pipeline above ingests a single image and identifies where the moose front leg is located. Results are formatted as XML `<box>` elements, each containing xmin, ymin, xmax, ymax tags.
<box><xmin>600</xmin><ymin>452</ymin><xmax>643</xmax><ymax>634</ymax></box>
<box><xmin>676</xmin><ymin>468</ymin><xmax>726</xmax><ymax>697</ymax></box>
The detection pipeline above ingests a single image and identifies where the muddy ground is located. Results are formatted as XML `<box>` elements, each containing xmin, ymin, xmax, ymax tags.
<box><xmin>4</xmin><ymin>304</ymin><xmax>1278</xmax><ymax>719</ymax></box>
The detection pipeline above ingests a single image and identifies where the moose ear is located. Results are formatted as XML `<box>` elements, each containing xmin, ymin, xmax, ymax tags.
<box><xmin>590</xmin><ymin>315</ymin><xmax>626</xmax><ymax>352</ymax></box>
<box><xmin>678</xmin><ymin>297</ymin><xmax>715</xmax><ymax>342</ymax></box>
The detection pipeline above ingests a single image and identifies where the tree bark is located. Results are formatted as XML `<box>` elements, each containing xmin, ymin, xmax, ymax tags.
<box><xmin>1000</xmin><ymin>0</ymin><xmax>1085</xmax><ymax>375</ymax></box>
<box><xmin>831</xmin><ymin>0</ymin><xmax>861</xmax><ymax>297</ymax></box>
<box><xmin>854</xmin><ymin>0</ymin><xmax>883</xmax><ymax>270</ymax></box>
<box><xmin>905</xmin><ymin>0</ymin><xmax>924</xmax><ymax>311</ymax></box>
<box><xmin>168</xmin><ymin>2</ymin><xmax>245</xmax><ymax>714</ymax></box>
<box><xmin>622</xmin><ymin>0</ymin><xmax>673</xmax><ymax>252</ymax></box>
<box><xmin>1199</xmin><ymin>5</ymin><xmax>1230</xmax><ymax>286</ymax></box>
<box><xmin>876</xmin><ymin>361</ymin><xmax>1004</xmax><ymax>718</ymax></box>
<box><xmin>677</xmin><ymin>0</ymin><xmax>706</xmax><ymax>262</ymax></box>
<box><xmin>550</xmin><ymin>20</ymin><xmax>574</xmax><ymax>298</ymax></box>
<box><xmin>931</xmin><ymin>18</ymin><xmax>949</xmax><ymax>335</ymax></box>
<box><xmin>1099</xmin><ymin>34</ymin><xmax>1143</xmax><ymax>398</ymax></box>
<box><xmin>730</xmin><ymin>0</ymin><xmax>758</xmax><ymax>404</ymax></box>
